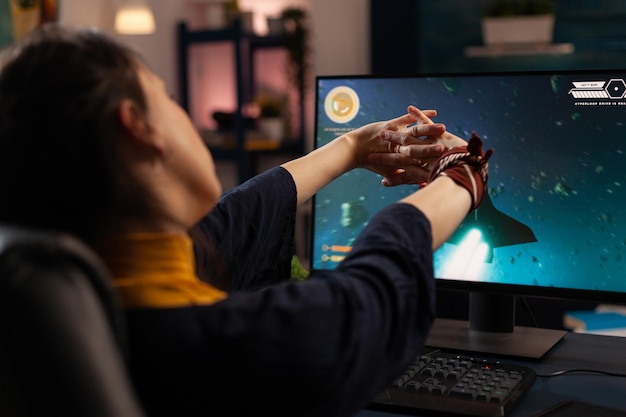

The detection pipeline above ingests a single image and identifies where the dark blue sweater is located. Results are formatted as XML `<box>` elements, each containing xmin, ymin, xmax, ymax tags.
<box><xmin>124</xmin><ymin>166</ymin><xmax>436</xmax><ymax>417</ymax></box>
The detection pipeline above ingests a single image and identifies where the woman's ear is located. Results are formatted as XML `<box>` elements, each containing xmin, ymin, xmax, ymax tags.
<box><xmin>117</xmin><ymin>99</ymin><xmax>165</xmax><ymax>154</ymax></box>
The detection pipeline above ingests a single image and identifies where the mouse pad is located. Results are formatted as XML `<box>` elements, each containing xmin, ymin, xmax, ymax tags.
<box><xmin>533</xmin><ymin>401</ymin><xmax>626</xmax><ymax>417</ymax></box>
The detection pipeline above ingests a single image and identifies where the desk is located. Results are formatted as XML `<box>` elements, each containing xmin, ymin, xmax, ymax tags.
<box><xmin>357</xmin><ymin>332</ymin><xmax>626</xmax><ymax>416</ymax></box>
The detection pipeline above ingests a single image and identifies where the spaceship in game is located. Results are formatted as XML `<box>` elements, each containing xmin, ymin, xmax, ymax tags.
<box><xmin>446</xmin><ymin>193</ymin><xmax>537</xmax><ymax>262</ymax></box>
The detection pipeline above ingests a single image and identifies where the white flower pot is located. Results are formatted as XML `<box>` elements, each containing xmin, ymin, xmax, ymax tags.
<box><xmin>481</xmin><ymin>14</ymin><xmax>555</xmax><ymax>46</ymax></box>
<box><xmin>259</xmin><ymin>117</ymin><xmax>284</xmax><ymax>141</ymax></box>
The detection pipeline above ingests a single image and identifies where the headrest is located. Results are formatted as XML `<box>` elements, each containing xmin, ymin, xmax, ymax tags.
<box><xmin>0</xmin><ymin>224</ymin><xmax>127</xmax><ymax>353</ymax></box>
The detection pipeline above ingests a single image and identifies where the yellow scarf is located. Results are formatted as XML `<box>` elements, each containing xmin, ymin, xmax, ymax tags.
<box><xmin>99</xmin><ymin>233</ymin><xmax>227</xmax><ymax>309</ymax></box>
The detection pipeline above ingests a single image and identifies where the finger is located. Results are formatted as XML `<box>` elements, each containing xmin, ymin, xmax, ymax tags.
<box><xmin>422</xmin><ymin>109</ymin><xmax>437</xmax><ymax>118</ymax></box>
<box><xmin>387</xmin><ymin>111</ymin><xmax>421</xmax><ymax>130</ymax></box>
<box><xmin>407</xmin><ymin>105</ymin><xmax>435</xmax><ymax>125</ymax></box>
<box><xmin>368</xmin><ymin>151</ymin><xmax>418</xmax><ymax>166</ymax></box>
<box><xmin>368</xmin><ymin>146</ymin><xmax>441</xmax><ymax>169</ymax></box>
<box><xmin>379</xmin><ymin>126</ymin><xmax>445</xmax><ymax>145</ymax></box>
<box><xmin>410</xmin><ymin>123</ymin><xmax>446</xmax><ymax>139</ymax></box>
<box><xmin>378</xmin><ymin>130</ymin><xmax>407</xmax><ymax>144</ymax></box>
<box><xmin>388</xmin><ymin>107</ymin><xmax>438</xmax><ymax>131</ymax></box>
<box><xmin>394</xmin><ymin>143</ymin><xmax>445</xmax><ymax>159</ymax></box>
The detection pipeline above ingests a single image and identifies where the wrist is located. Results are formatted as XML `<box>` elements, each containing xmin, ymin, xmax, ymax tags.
<box><xmin>312</xmin><ymin>131</ymin><xmax>360</xmax><ymax>177</ymax></box>
<box><xmin>340</xmin><ymin>130</ymin><xmax>362</xmax><ymax>171</ymax></box>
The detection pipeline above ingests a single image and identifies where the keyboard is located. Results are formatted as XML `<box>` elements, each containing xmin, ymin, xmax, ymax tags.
<box><xmin>369</xmin><ymin>348</ymin><xmax>536</xmax><ymax>417</ymax></box>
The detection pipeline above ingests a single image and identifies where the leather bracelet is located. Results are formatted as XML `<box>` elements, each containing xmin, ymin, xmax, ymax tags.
<box><xmin>427</xmin><ymin>132</ymin><xmax>494</xmax><ymax>211</ymax></box>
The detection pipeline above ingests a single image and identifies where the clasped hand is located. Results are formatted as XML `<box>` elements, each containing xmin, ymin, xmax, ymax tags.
<box><xmin>356</xmin><ymin>105</ymin><xmax>468</xmax><ymax>186</ymax></box>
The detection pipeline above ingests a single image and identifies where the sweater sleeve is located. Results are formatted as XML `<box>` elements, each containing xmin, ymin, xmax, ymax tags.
<box><xmin>185</xmin><ymin>203</ymin><xmax>436</xmax><ymax>417</ymax></box>
<box><xmin>193</xmin><ymin>166</ymin><xmax>298</xmax><ymax>292</ymax></box>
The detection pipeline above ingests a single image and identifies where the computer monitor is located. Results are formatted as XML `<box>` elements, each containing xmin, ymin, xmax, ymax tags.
<box><xmin>311</xmin><ymin>69</ymin><xmax>626</xmax><ymax>359</ymax></box>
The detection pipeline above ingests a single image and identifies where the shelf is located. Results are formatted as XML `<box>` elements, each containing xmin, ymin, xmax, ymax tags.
<box><xmin>464</xmin><ymin>42</ymin><xmax>575</xmax><ymax>57</ymax></box>
<box><xmin>182</xmin><ymin>27</ymin><xmax>286</xmax><ymax>49</ymax></box>
<box><xmin>177</xmin><ymin>20</ymin><xmax>305</xmax><ymax>184</ymax></box>
<box><xmin>200</xmin><ymin>129</ymin><xmax>304</xmax><ymax>154</ymax></box>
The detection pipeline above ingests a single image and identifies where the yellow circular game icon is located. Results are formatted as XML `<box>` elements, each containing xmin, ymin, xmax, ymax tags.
<box><xmin>324</xmin><ymin>86</ymin><xmax>360</xmax><ymax>124</ymax></box>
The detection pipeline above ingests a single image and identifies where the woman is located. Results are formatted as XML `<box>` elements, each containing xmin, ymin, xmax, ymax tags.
<box><xmin>0</xmin><ymin>24</ymin><xmax>491</xmax><ymax>417</ymax></box>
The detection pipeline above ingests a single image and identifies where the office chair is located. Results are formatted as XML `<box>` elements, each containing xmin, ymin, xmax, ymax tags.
<box><xmin>0</xmin><ymin>225</ymin><xmax>146</xmax><ymax>417</ymax></box>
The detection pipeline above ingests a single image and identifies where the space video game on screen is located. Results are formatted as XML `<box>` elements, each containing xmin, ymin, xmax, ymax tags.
<box><xmin>312</xmin><ymin>72</ymin><xmax>626</xmax><ymax>294</ymax></box>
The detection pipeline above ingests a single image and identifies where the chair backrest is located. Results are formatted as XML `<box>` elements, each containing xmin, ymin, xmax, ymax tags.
<box><xmin>0</xmin><ymin>225</ymin><xmax>146</xmax><ymax>417</ymax></box>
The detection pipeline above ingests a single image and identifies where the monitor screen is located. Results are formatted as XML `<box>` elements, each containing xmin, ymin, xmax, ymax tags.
<box><xmin>311</xmin><ymin>70</ymin><xmax>626</xmax><ymax>358</ymax></box>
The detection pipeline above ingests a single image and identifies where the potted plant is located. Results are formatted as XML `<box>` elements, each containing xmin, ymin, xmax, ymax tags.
<box><xmin>266</xmin><ymin>14</ymin><xmax>284</xmax><ymax>36</ymax></box>
<box><xmin>280</xmin><ymin>7</ymin><xmax>310</xmax><ymax>102</ymax></box>
<box><xmin>481</xmin><ymin>0</ymin><xmax>555</xmax><ymax>46</ymax></box>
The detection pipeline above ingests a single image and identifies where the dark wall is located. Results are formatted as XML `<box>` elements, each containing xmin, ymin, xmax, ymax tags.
<box><xmin>371</xmin><ymin>0</ymin><xmax>626</xmax><ymax>74</ymax></box>
<box><xmin>369</xmin><ymin>0</ymin><xmax>421</xmax><ymax>75</ymax></box>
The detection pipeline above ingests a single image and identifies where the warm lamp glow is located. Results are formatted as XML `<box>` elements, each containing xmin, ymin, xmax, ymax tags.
<box><xmin>114</xmin><ymin>1</ymin><xmax>156</xmax><ymax>35</ymax></box>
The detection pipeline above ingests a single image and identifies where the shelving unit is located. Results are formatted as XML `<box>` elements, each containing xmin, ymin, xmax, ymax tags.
<box><xmin>177</xmin><ymin>20</ymin><xmax>305</xmax><ymax>184</ymax></box>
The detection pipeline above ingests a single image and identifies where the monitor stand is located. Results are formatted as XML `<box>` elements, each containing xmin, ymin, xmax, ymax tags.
<box><xmin>425</xmin><ymin>292</ymin><xmax>567</xmax><ymax>359</ymax></box>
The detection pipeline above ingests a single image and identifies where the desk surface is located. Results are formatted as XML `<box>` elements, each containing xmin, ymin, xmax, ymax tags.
<box><xmin>357</xmin><ymin>332</ymin><xmax>626</xmax><ymax>416</ymax></box>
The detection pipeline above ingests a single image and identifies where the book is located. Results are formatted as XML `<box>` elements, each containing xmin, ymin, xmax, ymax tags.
<box><xmin>564</xmin><ymin>309</ymin><xmax>626</xmax><ymax>336</ymax></box>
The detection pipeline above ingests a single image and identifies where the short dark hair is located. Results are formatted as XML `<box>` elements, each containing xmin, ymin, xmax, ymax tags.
<box><xmin>0</xmin><ymin>24</ymin><xmax>152</xmax><ymax>245</ymax></box>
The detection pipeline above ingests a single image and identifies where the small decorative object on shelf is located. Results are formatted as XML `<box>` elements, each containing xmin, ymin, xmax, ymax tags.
<box><xmin>481</xmin><ymin>0</ymin><xmax>555</xmax><ymax>46</ymax></box>
<box><xmin>255</xmin><ymin>94</ymin><xmax>286</xmax><ymax>142</ymax></box>
<box><xmin>266</xmin><ymin>15</ymin><xmax>284</xmax><ymax>36</ymax></box>
<box><xmin>223</xmin><ymin>0</ymin><xmax>253</xmax><ymax>33</ymax></box>
<box><xmin>192</xmin><ymin>0</ymin><xmax>228</xmax><ymax>29</ymax></box>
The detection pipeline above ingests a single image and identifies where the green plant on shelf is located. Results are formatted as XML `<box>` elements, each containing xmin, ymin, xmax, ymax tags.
<box><xmin>225</xmin><ymin>0</ymin><xmax>239</xmax><ymax>13</ymax></box>
<box><xmin>281</xmin><ymin>7</ymin><xmax>311</xmax><ymax>100</ymax></box>
<box><xmin>255</xmin><ymin>94</ymin><xmax>284</xmax><ymax>118</ymax></box>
